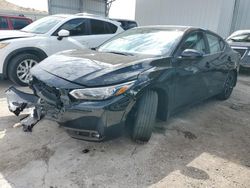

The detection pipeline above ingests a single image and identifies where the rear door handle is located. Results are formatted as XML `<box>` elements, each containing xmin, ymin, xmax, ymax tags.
<box><xmin>205</xmin><ymin>62</ymin><xmax>210</xmax><ymax>68</ymax></box>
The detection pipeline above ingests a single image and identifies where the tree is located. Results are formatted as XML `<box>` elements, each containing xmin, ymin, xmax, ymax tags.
<box><xmin>106</xmin><ymin>0</ymin><xmax>117</xmax><ymax>16</ymax></box>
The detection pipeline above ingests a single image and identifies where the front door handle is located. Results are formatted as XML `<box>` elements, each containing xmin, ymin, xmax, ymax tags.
<box><xmin>205</xmin><ymin>62</ymin><xmax>210</xmax><ymax>68</ymax></box>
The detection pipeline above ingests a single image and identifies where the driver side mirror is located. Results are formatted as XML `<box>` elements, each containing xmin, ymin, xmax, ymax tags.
<box><xmin>57</xmin><ymin>29</ymin><xmax>70</xmax><ymax>40</ymax></box>
<box><xmin>179</xmin><ymin>49</ymin><xmax>203</xmax><ymax>59</ymax></box>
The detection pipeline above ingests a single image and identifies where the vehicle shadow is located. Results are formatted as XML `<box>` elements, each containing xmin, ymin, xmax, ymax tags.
<box><xmin>116</xmin><ymin>95</ymin><xmax>250</xmax><ymax>186</ymax></box>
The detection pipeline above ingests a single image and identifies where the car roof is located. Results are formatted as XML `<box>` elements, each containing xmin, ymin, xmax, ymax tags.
<box><xmin>232</xmin><ymin>30</ymin><xmax>250</xmax><ymax>34</ymax></box>
<box><xmin>132</xmin><ymin>25</ymin><xmax>221</xmax><ymax>37</ymax></box>
<box><xmin>229</xmin><ymin>30</ymin><xmax>250</xmax><ymax>38</ymax></box>
<box><xmin>52</xmin><ymin>13</ymin><xmax>115</xmax><ymax>22</ymax></box>
<box><xmin>51</xmin><ymin>13</ymin><xmax>121</xmax><ymax>26</ymax></box>
<box><xmin>0</xmin><ymin>14</ymin><xmax>31</xmax><ymax>20</ymax></box>
<box><xmin>133</xmin><ymin>25</ymin><xmax>195</xmax><ymax>32</ymax></box>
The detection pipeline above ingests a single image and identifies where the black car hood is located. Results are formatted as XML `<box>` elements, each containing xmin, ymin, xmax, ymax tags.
<box><xmin>31</xmin><ymin>49</ymin><xmax>158</xmax><ymax>88</ymax></box>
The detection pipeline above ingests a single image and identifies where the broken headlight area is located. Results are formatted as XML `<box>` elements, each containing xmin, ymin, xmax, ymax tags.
<box><xmin>31</xmin><ymin>78</ymin><xmax>63</xmax><ymax>107</ymax></box>
<box><xmin>69</xmin><ymin>81</ymin><xmax>135</xmax><ymax>100</ymax></box>
<box><xmin>5</xmin><ymin>86</ymin><xmax>64</xmax><ymax>132</ymax></box>
<box><xmin>5</xmin><ymin>79</ymin><xmax>137</xmax><ymax>141</ymax></box>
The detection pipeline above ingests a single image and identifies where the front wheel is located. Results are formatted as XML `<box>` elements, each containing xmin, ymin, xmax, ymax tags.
<box><xmin>132</xmin><ymin>90</ymin><xmax>158</xmax><ymax>143</ymax></box>
<box><xmin>217</xmin><ymin>71</ymin><xmax>236</xmax><ymax>100</ymax></box>
<box><xmin>8</xmin><ymin>54</ymin><xmax>40</xmax><ymax>86</ymax></box>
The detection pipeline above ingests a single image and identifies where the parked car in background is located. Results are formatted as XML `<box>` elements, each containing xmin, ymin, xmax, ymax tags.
<box><xmin>227</xmin><ymin>30</ymin><xmax>250</xmax><ymax>70</ymax></box>
<box><xmin>112</xmin><ymin>19</ymin><xmax>138</xmax><ymax>30</ymax></box>
<box><xmin>0</xmin><ymin>14</ymin><xmax>123</xmax><ymax>85</ymax></box>
<box><xmin>6</xmin><ymin>26</ymin><xmax>240</xmax><ymax>143</ymax></box>
<box><xmin>0</xmin><ymin>15</ymin><xmax>32</xmax><ymax>30</ymax></box>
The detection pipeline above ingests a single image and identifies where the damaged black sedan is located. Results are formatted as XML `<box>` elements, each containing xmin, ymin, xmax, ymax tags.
<box><xmin>6</xmin><ymin>26</ymin><xmax>240</xmax><ymax>142</ymax></box>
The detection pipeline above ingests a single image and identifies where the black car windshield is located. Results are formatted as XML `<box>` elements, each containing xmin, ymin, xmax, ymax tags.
<box><xmin>21</xmin><ymin>16</ymin><xmax>65</xmax><ymax>34</ymax></box>
<box><xmin>228</xmin><ymin>33</ymin><xmax>250</xmax><ymax>43</ymax></box>
<box><xmin>98</xmin><ymin>28</ymin><xmax>184</xmax><ymax>56</ymax></box>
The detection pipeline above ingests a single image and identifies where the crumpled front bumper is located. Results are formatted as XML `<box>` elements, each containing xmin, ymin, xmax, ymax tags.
<box><xmin>240</xmin><ymin>52</ymin><xmax>250</xmax><ymax>68</ymax></box>
<box><xmin>5</xmin><ymin>86</ymin><xmax>134</xmax><ymax>141</ymax></box>
<box><xmin>6</xmin><ymin>87</ymin><xmax>43</xmax><ymax>132</ymax></box>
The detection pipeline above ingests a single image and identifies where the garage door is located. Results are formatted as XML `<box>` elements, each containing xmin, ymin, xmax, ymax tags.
<box><xmin>230</xmin><ymin>0</ymin><xmax>250</xmax><ymax>33</ymax></box>
<box><xmin>84</xmin><ymin>0</ymin><xmax>106</xmax><ymax>16</ymax></box>
<box><xmin>48</xmin><ymin>0</ymin><xmax>82</xmax><ymax>14</ymax></box>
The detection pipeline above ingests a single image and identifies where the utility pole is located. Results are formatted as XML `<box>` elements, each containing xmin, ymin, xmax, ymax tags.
<box><xmin>106</xmin><ymin>0</ymin><xmax>116</xmax><ymax>17</ymax></box>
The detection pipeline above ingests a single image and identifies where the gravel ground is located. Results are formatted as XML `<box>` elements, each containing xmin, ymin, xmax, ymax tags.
<box><xmin>0</xmin><ymin>74</ymin><xmax>250</xmax><ymax>188</ymax></box>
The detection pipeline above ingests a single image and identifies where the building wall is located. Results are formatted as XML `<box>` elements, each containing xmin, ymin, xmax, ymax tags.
<box><xmin>217</xmin><ymin>0</ymin><xmax>235</xmax><ymax>37</ymax></box>
<box><xmin>48</xmin><ymin>0</ymin><xmax>106</xmax><ymax>16</ymax></box>
<box><xmin>84</xmin><ymin>0</ymin><xmax>106</xmax><ymax>15</ymax></box>
<box><xmin>135</xmin><ymin>0</ymin><xmax>238</xmax><ymax>38</ymax></box>
<box><xmin>231</xmin><ymin>0</ymin><xmax>250</xmax><ymax>33</ymax></box>
<box><xmin>48</xmin><ymin>0</ymin><xmax>82</xmax><ymax>14</ymax></box>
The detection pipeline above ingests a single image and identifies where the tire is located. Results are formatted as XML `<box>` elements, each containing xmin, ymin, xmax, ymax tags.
<box><xmin>132</xmin><ymin>90</ymin><xmax>158</xmax><ymax>142</ymax></box>
<box><xmin>8</xmin><ymin>53</ymin><xmax>40</xmax><ymax>86</ymax></box>
<box><xmin>217</xmin><ymin>71</ymin><xmax>236</xmax><ymax>100</ymax></box>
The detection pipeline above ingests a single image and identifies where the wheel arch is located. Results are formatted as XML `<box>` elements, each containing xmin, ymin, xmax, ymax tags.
<box><xmin>3</xmin><ymin>47</ymin><xmax>48</xmax><ymax>78</ymax></box>
<box><xmin>153</xmin><ymin>87</ymin><xmax>169</xmax><ymax>121</ymax></box>
<box><xmin>129</xmin><ymin>86</ymin><xmax>169</xmax><ymax>122</ymax></box>
<box><xmin>232</xmin><ymin>69</ymin><xmax>238</xmax><ymax>87</ymax></box>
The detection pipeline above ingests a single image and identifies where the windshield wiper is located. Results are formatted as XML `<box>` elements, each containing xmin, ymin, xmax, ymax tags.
<box><xmin>230</xmin><ymin>38</ymin><xmax>238</xmax><ymax>42</ymax></box>
<box><xmin>20</xmin><ymin>30</ymin><xmax>29</xmax><ymax>33</ymax></box>
<box><xmin>107</xmin><ymin>51</ymin><xmax>134</xmax><ymax>56</ymax></box>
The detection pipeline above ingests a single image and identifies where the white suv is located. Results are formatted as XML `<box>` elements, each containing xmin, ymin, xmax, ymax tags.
<box><xmin>0</xmin><ymin>14</ymin><xmax>123</xmax><ymax>85</ymax></box>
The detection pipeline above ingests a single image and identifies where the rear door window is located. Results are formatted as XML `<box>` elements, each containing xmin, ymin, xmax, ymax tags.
<box><xmin>58</xmin><ymin>18</ymin><xmax>89</xmax><ymax>36</ymax></box>
<box><xmin>0</xmin><ymin>17</ymin><xmax>8</xmax><ymax>29</ymax></box>
<box><xmin>90</xmin><ymin>19</ymin><xmax>117</xmax><ymax>35</ymax></box>
<box><xmin>206</xmin><ymin>33</ymin><xmax>222</xmax><ymax>54</ymax></box>
<box><xmin>180</xmin><ymin>32</ymin><xmax>207</xmax><ymax>54</ymax></box>
<box><xmin>10</xmin><ymin>18</ymin><xmax>30</xmax><ymax>29</ymax></box>
<box><xmin>104</xmin><ymin>22</ymin><xmax>117</xmax><ymax>33</ymax></box>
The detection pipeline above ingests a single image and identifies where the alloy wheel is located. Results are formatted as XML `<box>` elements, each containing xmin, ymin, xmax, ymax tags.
<box><xmin>16</xmin><ymin>59</ymin><xmax>38</xmax><ymax>84</ymax></box>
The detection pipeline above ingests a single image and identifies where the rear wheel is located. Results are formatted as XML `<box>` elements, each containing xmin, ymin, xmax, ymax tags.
<box><xmin>132</xmin><ymin>90</ymin><xmax>158</xmax><ymax>143</ymax></box>
<box><xmin>217</xmin><ymin>71</ymin><xmax>236</xmax><ymax>100</ymax></box>
<box><xmin>8</xmin><ymin>54</ymin><xmax>40</xmax><ymax>86</ymax></box>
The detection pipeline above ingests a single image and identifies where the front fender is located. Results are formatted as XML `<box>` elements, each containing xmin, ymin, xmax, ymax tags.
<box><xmin>3</xmin><ymin>47</ymin><xmax>48</xmax><ymax>78</ymax></box>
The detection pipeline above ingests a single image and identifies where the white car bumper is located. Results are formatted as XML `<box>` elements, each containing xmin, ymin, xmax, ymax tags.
<box><xmin>0</xmin><ymin>49</ymin><xmax>10</xmax><ymax>76</ymax></box>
